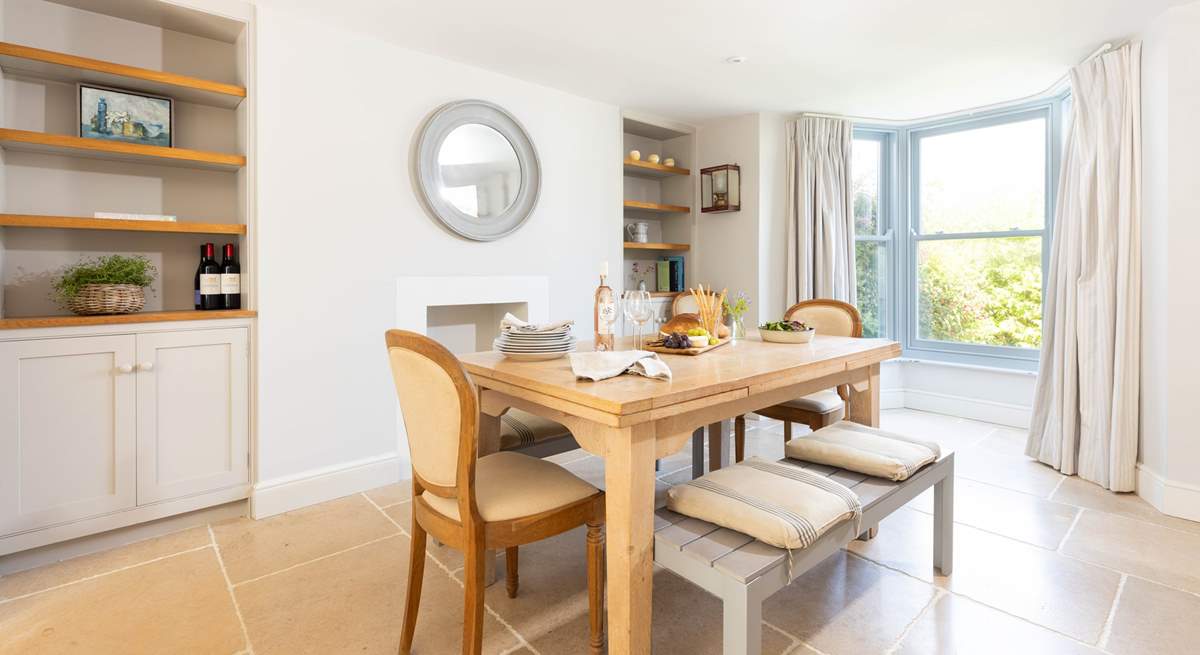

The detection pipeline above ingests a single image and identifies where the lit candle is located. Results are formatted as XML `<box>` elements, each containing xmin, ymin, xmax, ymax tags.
<box><xmin>601</xmin><ymin>261</ymin><xmax>609</xmax><ymax>277</ymax></box>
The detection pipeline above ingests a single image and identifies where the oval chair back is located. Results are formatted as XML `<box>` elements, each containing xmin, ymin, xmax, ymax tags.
<box><xmin>672</xmin><ymin>290</ymin><xmax>720</xmax><ymax>316</ymax></box>
<box><xmin>384</xmin><ymin>329</ymin><xmax>480</xmax><ymax>522</ymax></box>
<box><xmin>784</xmin><ymin>299</ymin><xmax>863</xmax><ymax>338</ymax></box>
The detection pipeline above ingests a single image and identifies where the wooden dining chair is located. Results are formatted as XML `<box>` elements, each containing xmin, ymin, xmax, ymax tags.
<box><xmin>671</xmin><ymin>288</ymin><xmax>720</xmax><ymax>316</ymax></box>
<box><xmin>734</xmin><ymin>299</ymin><xmax>864</xmax><ymax>461</ymax></box>
<box><xmin>385</xmin><ymin>330</ymin><xmax>606</xmax><ymax>655</ymax></box>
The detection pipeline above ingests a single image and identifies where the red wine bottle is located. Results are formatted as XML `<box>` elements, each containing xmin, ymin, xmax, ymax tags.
<box><xmin>196</xmin><ymin>243</ymin><xmax>221</xmax><ymax>310</ymax></box>
<box><xmin>220</xmin><ymin>243</ymin><xmax>241</xmax><ymax>310</ymax></box>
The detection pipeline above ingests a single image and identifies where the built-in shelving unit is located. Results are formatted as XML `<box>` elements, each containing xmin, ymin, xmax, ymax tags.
<box><xmin>621</xmin><ymin>114</ymin><xmax>696</xmax><ymax>300</ymax></box>
<box><xmin>0</xmin><ymin>309</ymin><xmax>256</xmax><ymax>330</ymax></box>
<box><xmin>0</xmin><ymin>214</ymin><xmax>245</xmax><ymax>235</ymax></box>
<box><xmin>624</xmin><ymin>242</ymin><xmax>691</xmax><ymax>252</ymax></box>
<box><xmin>623</xmin><ymin>200</ymin><xmax>690</xmax><ymax>214</ymax></box>
<box><xmin>0</xmin><ymin>128</ymin><xmax>245</xmax><ymax>171</ymax></box>
<box><xmin>0</xmin><ymin>41</ymin><xmax>246</xmax><ymax>108</ymax></box>
<box><xmin>623</xmin><ymin>159</ymin><xmax>691</xmax><ymax>178</ymax></box>
<box><xmin>0</xmin><ymin>0</ymin><xmax>254</xmax><ymax>322</ymax></box>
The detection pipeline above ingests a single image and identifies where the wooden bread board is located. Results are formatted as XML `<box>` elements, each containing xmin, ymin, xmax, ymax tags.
<box><xmin>644</xmin><ymin>337</ymin><xmax>732</xmax><ymax>356</ymax></box>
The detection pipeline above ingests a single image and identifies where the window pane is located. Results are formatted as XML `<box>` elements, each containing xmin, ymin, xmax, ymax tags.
<box><xmin>918</xmin><ymin>118</ymin><xmax>1045</xmax><ymax>234</ymax></box>
<box><xmin>917</xmin><ymin>237</ymin><xmax>1042</xmax><ymax>348</ymax></box>
<box><xmin>855</xmin><ymin>240</ymin><xmax>887</xmax><ymax>338</ymax></box>
<box><xmin>852</xmin><ymin>138</ymin><xmax>881</xmax><ymax>235</ymax></box>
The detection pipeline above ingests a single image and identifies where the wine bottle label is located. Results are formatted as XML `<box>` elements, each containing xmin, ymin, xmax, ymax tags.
<box><xmin>200</xmin><ymin>274</ymin><xmax>221</xmax><ymax>295</ymax></box>
<box><xmin>221</xmin><ymin>273</ymin><xmax>240</xmax><ymax>294</ymax></box>
<box><xmin>598</xmin><ymin>301</ymin><xmax>616</xmax><ymax>335</ymax></box>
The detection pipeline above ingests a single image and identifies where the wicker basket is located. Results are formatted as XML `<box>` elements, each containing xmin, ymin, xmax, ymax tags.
<box><xmin>66</xmin><ymin>284</ymin><xmax>146</xmax><ymax>315</ymax></box>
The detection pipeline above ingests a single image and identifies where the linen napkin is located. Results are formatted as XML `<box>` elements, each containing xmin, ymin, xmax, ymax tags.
<box><xmin>500</xmin><ymin>312</ymin><xmax>575</xmax><ymax>334</ymax></box>
<box><xmin>570</xmin><ymin>350</ymin><xmax>672</xmax><ymax>382</ymax></box>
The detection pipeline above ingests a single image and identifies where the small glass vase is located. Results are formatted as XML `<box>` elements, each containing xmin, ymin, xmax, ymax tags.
<box><xmin>729</xmin><ymin>315</ymin><xmax>746</xmax><ymax>341</ymax></box>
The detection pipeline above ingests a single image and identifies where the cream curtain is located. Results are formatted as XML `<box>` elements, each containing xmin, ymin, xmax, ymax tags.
<box><xmin>1026</xmin><ymin>43</ymin><xmax>1141</xmax><ymax>491</ymax></box>
<box><xmin>785</xmin><ymin>117</ymin><xmax>856</xmax><ymax>305</ymax></box>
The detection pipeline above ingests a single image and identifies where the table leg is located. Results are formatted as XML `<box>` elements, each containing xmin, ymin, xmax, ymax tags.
<box><xmin>691</xmin><ymin>428</ymin><xmax>705</xmax><ymax>479</ymax></box>
<box><xmin>846</xmin><ymin>363</ymin><xmax>881</xmax><ymax>428</ymax></box>
<box><xmin>478</xmin><ymin>410</ymin><xmax>502</xmax><ymax>586</ymax></box>
<box><xmin>708</xmin><ymin>420</ymin><xmax>729</xmax><ymax>471</ymax></box>
<box><xmin>604</xmin><ymin>422</ymin><xmax>657</xmax><ymax>655</ymax></box>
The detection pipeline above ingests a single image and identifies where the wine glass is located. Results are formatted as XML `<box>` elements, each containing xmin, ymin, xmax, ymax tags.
<box><xmin>624</xmin><ymin>290</ymin><xmax>654</xmax><ymax>350</ymax></box>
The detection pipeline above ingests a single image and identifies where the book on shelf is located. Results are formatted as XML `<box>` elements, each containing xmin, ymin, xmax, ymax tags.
<box><xmin>656</xmin><ymin>261</ymin><xmax>671</xmax><ymax>292</ymax></box>
<box><xmin>94</xmin><ymin>212</ymin><xmax>177</xmax><ymax>222</ymax></box>
<box><xmin>660</xmin><ymin>255</ymin><xmax>684</xmax><ymax>292</ymax></box>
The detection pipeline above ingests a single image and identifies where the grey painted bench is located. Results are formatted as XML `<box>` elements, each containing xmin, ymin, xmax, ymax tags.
<box><xmin>653</xmin><ymin>452</ymin><xmax>955</xmax><ymax>655</ymax></box>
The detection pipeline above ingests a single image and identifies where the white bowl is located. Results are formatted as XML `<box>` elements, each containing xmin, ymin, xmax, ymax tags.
<box><xmin>759</xmin><ymin>328</ymin><xmax>816</xmax><ymax>344</ymax></box>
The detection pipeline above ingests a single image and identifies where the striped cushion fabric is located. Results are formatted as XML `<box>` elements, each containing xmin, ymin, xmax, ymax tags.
<box><xmin>784</xmin><ymin>421</ymin><xmax>940</xmax><ymax>481</ymax></box>
<box><xmin>666</xmin><ymin>457</ymin><xmax>861</xmax><ymax>550</ymax></box>
<box><xmin>499</xmin><ymin>409</ymin><xmax>571</xmax><ymax>450</ymax></box>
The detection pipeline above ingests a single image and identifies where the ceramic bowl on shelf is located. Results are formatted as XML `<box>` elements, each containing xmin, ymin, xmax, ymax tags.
<box><xmin>629</xmin><ymin>150</ymin><xmax>641</xmax><ymax>161</ymax></box>
<box><xmin>647</xmin><ymin>154</ymin><xmax>661</xmax><ymax>164</ymax></box>
<box><xmin>759</xmin><ymin>327</ymin><xmax>816</xmax><ymax>344</ymax></box>
<box><xmin>663</xmin><ymin>158</ymin><xmax>676</xmax><ymax>167</ymax></box>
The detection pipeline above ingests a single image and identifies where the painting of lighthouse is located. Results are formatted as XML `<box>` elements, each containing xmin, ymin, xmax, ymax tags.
<box><xmin>79</xmin><ymin>84</ymin><xmax>173</xmax><ymax>147</ymax></box>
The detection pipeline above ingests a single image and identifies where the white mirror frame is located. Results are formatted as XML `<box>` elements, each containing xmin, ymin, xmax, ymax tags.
<box><xmin>413</xmin><ymin>99</ymin><xmax>541</xmax><ymax>241</ymax></box>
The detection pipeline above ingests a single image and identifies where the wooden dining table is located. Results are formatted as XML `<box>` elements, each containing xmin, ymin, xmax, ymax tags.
<box><xmin>458</xmin><ymin>332</ymin><xmax>900</xmax><ymax>654</ymax></box>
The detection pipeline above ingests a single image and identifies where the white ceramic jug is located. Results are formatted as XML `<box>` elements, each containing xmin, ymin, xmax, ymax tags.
<box><xmin>625</xmin><ymin>221</ymin><xmax>649</xmax><ymax>243</ymax></box>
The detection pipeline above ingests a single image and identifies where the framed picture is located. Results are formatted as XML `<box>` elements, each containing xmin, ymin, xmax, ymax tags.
<box><xmin>78</xmin><ymin>84</ymin><xmax>173</xmax><ymax>147</ymax></box>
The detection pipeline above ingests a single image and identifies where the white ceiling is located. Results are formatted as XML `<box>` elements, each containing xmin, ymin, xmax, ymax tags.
<box><xmin>275</xmin><ymin>0</ymin><xmax>1179</xmax><ymax>123</ymax></box>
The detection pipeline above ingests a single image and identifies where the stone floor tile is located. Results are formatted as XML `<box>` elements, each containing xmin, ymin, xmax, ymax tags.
<box><xmin>0</xmin><ymin>549</ymin><xmax>244</xmax><ymax>654</ymax></box>
<box><xmin>0</xmin><ymin>526</ymin><xmax>210</xmax><ymax>600</ymax></box>
<box><xmin>895</xmin><ymin>592</ymin><xmax>1100</xmax><ymax>654</ymax></box>
<box><xmin>1106</xmin><ymin>576</ymin><xmax>1200</xmax><ymax>655</ymax></box>
<box><xmin>212</xmin><ymin>493</ymin><xmax>398</xmax><ymax>584</ymax></box>
<box><xmin>1050</xmin><ymin>476</ymin><xmax>1200</xmax><ymax>536</ymax></box>
<box><xmin>363</xmin><ymin>482</ymin><xmax>412</xmax><ymax>508</ymax></box>
<box><xmin>236</xmin><ymin>534</ymin><xmax>519</xmax><ymax>655</ymax></box>
<box><xmin>1061</xmin><ymin>509</ymin><xmax>1200</xmax><ymax>594</ymax></box>
<box><xmin>905</xmin><ymin>476</ymin><xmax>1079</xmax><ymax>549</ymax></box>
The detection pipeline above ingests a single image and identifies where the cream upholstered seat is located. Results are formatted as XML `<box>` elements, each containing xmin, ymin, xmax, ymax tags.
<box><xmin>785</xmin><ymin>421</ymin><xmax>940</xmax><ymax>482</ymax></box>
<box><xmin>423</xmin><ymin>451</ymin><xmax>599</xmax><ymax>522</ymax></box>
<box><xmin>385</xmin><ymin>330</ymin><xmax>606</xmax><ymax>655</ymax></box>
<box><xmin>734</xmin><ymin>300</ymin><xmax>863</xmax><ymax>463</ymax></box>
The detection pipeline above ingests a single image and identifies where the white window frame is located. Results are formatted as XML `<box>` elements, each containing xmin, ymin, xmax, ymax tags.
<box><xmin>851</xmin><ymin>129</ymin><xmax>897</xmax><ymax>339</ymax></box>
<box><xmin>856</xmin><ymin>96</ymin><xmax>1066</xmax><ymax>370</ymax></box>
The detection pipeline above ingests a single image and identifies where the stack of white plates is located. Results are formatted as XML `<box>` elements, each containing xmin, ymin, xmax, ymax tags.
<box><xmin>494</xmin><ymin>328</ymin><xmax>577</xmax><ymax>361</ymax></box>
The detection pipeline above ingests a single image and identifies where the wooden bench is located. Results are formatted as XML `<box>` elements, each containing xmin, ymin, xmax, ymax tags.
<box><xmin>653</xmin><ymin>452</ymin><xmax>954</xmax><ymax>655</ymax></box>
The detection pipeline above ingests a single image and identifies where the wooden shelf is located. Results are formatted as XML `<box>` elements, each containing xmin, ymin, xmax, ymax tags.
<box><xmin>649</xmin><ymin>291</ymin><xmax>682</xmax><ymax>298</ymax></box>
<box><xmin>623</xmin><ymin>200</ymin><xmax>690</xmax><ymax>214</ymax></box>
<box><xmin>0</xmin><ymin>309</ymin><xmax>256</xmax><ymax>330</ymax></box>
<box><xmin>0</xmin><ymin>42</ymin><xmax>246</xmax><ymax>108</ymax></box>
<box><xmin>0</xmin><ymin>213</ymin><xmax>245</xmax><ymax>235</ymax></box>
<box><xmin>623</xmin><ymin>159</ymin><xmax>690</xmax><ymax>178</ymax></box>
<box><xmin>624</xmin><ymin>242</ymin><xmax>690</xmax><ymax>252</ymax></box>
<box><xmin>0</xmin><ymin>128</ymin><xmax>245</xmax><ymax>171</ymax></box>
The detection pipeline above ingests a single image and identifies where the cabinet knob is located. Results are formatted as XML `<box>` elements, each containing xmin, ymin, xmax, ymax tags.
<box><xmin>138</xmin><ymin>362</ymin><xmax>154</xmax><ymax>372</ymax></box>
<box><xmin>116</xmin><ymin>364</ymin><xmax>134</xmax><ymax>374</ymax></box>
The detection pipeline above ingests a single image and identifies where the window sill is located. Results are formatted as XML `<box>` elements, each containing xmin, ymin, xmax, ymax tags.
<box><xmin>890</xmin><ymin>356</ymin><xmax>1039</xmax><ymax>377</ymax></box>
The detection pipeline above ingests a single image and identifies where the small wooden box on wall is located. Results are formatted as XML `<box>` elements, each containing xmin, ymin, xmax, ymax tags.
<box><xmin>700</xmin><ymin>164</ymin><xmax>740</xmax><ymax>213</ymax></box>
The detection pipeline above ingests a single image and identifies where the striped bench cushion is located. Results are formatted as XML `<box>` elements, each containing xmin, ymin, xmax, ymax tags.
<box><xmin>666</xmin><ymin>457</ymin><xmax>861</xmax><ymax>550</ymax></box>
<box><xmin>499</xmin><ymin>409</ymin><xmax>572</xmax><ymax>451</ymax></box>
<box><xmin>784</xmin><ymin>421</ymin><xmax>940</xmax><ymax>481</ymax></box>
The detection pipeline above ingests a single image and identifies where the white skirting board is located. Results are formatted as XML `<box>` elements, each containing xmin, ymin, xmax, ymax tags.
<box><xmin>1137</xmin><ymin>464</ymin><xmax>1200</xmax><ymax>522</ymax></box>
<box><xmin>893</xmin><ymin>388</ymin><xmax>1032</xmax><ymax>429</ymax></box>
<box><xmin>251</xmin><ymin>452</ymin><xmax>406</xmax><ymax>519</ymax></box>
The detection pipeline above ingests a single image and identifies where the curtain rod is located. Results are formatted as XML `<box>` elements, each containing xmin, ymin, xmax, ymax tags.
<box><xmin>801</xmin><ymin>41</ymin><xmax>1119</xmax><ymax>126</ymax></box>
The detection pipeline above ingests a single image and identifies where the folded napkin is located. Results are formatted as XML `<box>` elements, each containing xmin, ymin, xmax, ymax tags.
<box><xmin>500</xmin><ymin>313</ymin><xmax>575</xmax><ymax>334</ymax></box>
<box><xmin>569</xmin><ymin>350</ymin><xmax>672</xmax><ymax>382</ymax></box>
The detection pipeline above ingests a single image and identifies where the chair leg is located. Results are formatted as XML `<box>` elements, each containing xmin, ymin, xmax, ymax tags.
<box><xmin>691</xmin><ymin>427</ymin><xmax>705</xmax><ymax>479</ymax></box>
<box><xmin>783</xmin><ymin>420</ymin><xmax>792</xmax><ymax>443</ymax></box>
<box><xmin>734</xmin><ymin>415</ymin><xmax>746</xmax><ymax>463</ymax></box>
<box><xmin>398</xmin><ymin>519</ymin><xmax>427</xmax><ymax>655</ymax></box>
<box><xmin>586</xmin><ymin>520</ymin><xmax>606</xmax><ymax>654</ymax></box>
<box><xmin>505</xmin><ymin>546</ymin><xmax>519</xmax><ymax>599</ymax></box>
<box><xmin>463</xmin><ymin>539</ymin><xmax>487</xmax><ymax>655</ymax></box>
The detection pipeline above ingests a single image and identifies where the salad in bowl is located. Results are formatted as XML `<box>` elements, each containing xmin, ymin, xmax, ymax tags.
<box><xmin>758</xmin><ymin>319</ymin><xmax>815</xmax><ymax>344</ymax></box>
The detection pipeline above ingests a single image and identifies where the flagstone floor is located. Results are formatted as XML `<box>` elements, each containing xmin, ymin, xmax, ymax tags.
<box><xmin>2</xmin><ymin>409</ymin><xmax>1199</xmax><ymax>654</ymax></box>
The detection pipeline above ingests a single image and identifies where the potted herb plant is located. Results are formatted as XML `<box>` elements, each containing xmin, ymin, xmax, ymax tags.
<box><xmin>52</xmin><ymin>255</ymin><xmax>157</xmax><ymax>315</ymax></box>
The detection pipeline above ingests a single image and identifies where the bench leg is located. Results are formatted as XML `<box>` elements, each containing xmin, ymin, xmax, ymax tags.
<box><xmin>722</xmin><ymin>584</ymin><xmax>762</xmax><ymax>655</ymax></box>
<box><xmin>691</xmin><ymin>427</ymin><xmax>705</xmax><ymax>479</ymax></box>
<box><xmin>934</xmin><ymin>474</ymin><xmax>954</xmax><ymax>576</ymax></box>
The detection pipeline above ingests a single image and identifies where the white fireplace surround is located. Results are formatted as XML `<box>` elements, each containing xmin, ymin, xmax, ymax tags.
<box><xmin>393</xmin><ymin>275</ymin><xmax>551</xmax><ymax>462</ymax></box>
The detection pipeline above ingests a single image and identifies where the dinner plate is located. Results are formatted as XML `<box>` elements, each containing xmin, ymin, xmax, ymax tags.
<box><xmin>495</xmin><ymin>344</ymin><xmax>577</xmax><ymax>353</ymax></box>
<box><xmin>500</xmin><ymin>351</ymin><xmax>571</xmax><ymax>361</ymax></box>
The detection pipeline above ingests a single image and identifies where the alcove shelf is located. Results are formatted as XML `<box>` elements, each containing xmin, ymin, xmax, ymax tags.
<box><xmin>623</xmin><ymin>200</ymin><xmax>690</xmax><ymax>214</ymax></box>
<box><xmin>0</xmin><ymin>309</ymin><xmax>257</xmax><ymax>330</ymax></box>
<box><xmin>623</xmin><ymin>158</ymin><xmax>691</xmax><ymax>178</ymax></box>
<box><xmin>623</xmin><ymin>242</ymin><xmax>691</xmax><ymax>252</ymax></box>
<box><xmin>0</xmin><ymin>214</ymin><xmax>246</xmax><ymax>235</ymax></box>
<box><xmin>0</xmin><ymin>128</ymin><xmax>245</xmax><ymax>171</ymax></box>
<box><xmin>0</xmin><ymin>41</ymin><xmax>246</xmax><ymax>108</ymax></box>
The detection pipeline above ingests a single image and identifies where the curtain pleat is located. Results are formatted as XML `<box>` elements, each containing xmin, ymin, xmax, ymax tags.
<box><xmin>1027</xmin><ymin>43</ymin><xmax>1141</xmax><ymax>492</ymax></box>
<box><xmin>786</xmin><ymin>117</ymin><xmax>856</xmax><ymax>305</ymax></box>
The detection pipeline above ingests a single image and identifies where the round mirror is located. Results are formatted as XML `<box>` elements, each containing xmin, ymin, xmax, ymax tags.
<box><xmin>437</xmin><ymin>124</ymin><xmax>521</xmax><ymax>219</ymax></box>
<box><xmin>414</xmin><ymin>100</ymin><xmax>541</xmax><ymax>241</ymax></box>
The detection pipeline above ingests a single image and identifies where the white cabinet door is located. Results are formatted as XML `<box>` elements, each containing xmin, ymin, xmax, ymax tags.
<box><xmin>0</xmin><ymin>335</ymin><xmax>137</xmax><ymax>535</ymax></box>
<box><xmin>136</xmin><ymin>328</ymin><xmax>249</xmax><ymax>504</ymax></box>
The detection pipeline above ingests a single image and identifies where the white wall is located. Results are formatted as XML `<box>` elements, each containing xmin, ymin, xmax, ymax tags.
<box><xmin>251</xmin><ymin>2</ymin><xmax>621</xmax><ymax>514</ymax></box>
<box><xmin>1138</xmin><ymin>0</ymin><xmax>1200</xmax><ymax>520</ymax></box>
<box><xmin>695</xmin><ymin>114</ymin><xmax>760</xmax><ymax>307</ymax></box>
<box><xmin>757</xmin><ymin>112</ymin><xmax>788</xmax><ymax>324</ymax></box>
